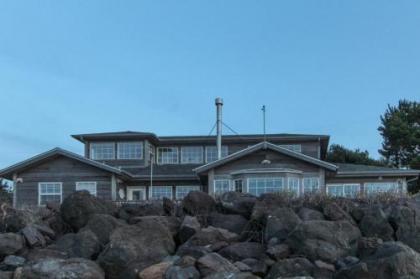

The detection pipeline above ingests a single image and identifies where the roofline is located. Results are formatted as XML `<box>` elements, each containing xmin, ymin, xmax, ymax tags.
<box><xmin>0</xmin><ymin>147</ymin><xmax>126</xmax><ymax>179</ymax></box>
<box><xmin>335</xmin><ymin>170</ymin><xmax>420</xmax><ymax>178</ymax></box>
<box><xmin>193</xmin><ymin>141</ymin><xmax>338</xmax><ymax>174</ymax></box>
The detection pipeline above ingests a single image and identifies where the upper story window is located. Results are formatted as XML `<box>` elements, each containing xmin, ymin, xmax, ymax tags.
<box><xmin>157</xmin><ymin>147</ymin><xmax>178</xmax><ymax>164</ymax></box>
<box><xmin>181</xmin><ymin>146</ymin><xmax>203</xmax><ymax>164</ymax></box>
<box><xmin>279</xmin><ymin>144</ymin><xmax>302</xmax><ymax>153</ymax></box>
<box><xmin>205</xmin><ymin>146</ymin><xmax>228</xmax><ymax>163</ymax></box>
<box><xmin>117</xmin><ymin>142</ymin><xmax>143</xmax><ymax>160</ymax></box>
<box><xmin>90</xmin><ymin>142</ymin><xmax>115</xmax><ymax>160</ymax></box>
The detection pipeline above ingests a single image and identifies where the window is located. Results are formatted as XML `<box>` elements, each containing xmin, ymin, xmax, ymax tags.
<box><xmin>117</xmin><ymin>142</ymin><xmax>143</xmax><ymax>160</ymax></box>
<box><xmin>214</xmin><ymin>180</ymin><xmax>231</xmax><ymax>195</ymax></box>
<box><xmin>150</xmin><ymin>186</ymin><xmax>173</xmax><ymax>200</ymax></box>
<box><xmin>90</xmin><ymin>142</ymin><xmax>115</xmax><ymax>160</ymax></box>
<box><xmin>181</xmin><ymin>146</ymin><xmax>203</xmax><ymax>164</ymax></box>
<box><xmin>176</xmin><ymin>186</ymin><xmax>200</xmax><ymax>200</ymax></box>
<box><xmin>279</xmin><ymin>144</ymin><xmax>302</xmax><ymax>153</ymax></box>
<box><xmin>327</xmin><ymin>184</ymin><xmax>360</xmax><ymax>198</ymax></box>
<box><xmin>288</xmin><ymin>177</ymin><xmax>300</xmax><ymax>196</ymax></box>
<box><xmin>234</xmin><ymin>180</ymin><xmax>243</xmax><ymax>193</ymax></box>
<box><xmin>365</xmin><ymin>182</ymin><xmax>399</xmax><ymax>196</ymax></box>
<box><xmin>247</xmin><ymin>177</ymin><xmax>285</xmax><ymax>197</ymax></box>
<box><xmin>303</xmin><ymin>177</ymin><xmax>320</xmax><ymax>193</ymax></box>
<box><xmin>157</xmin><ymin>147</ymin><xmax>178</xmax><ymax>164</ymax></box>
<box><xmin>205</xmin><ymin>146</ymin><xmax>229</xmax><ymax>163</ymax></box>
<box><xmin>38</xmin><ymin>182</ymin><xmax>62</xmax><ymax>205</ymax></box>
<box><xmin>76</xmin><ymin>182</ymin><xmax>97</xmax><ymax>196</ymax></box>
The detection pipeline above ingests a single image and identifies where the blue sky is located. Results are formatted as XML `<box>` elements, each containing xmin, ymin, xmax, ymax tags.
<box><xmin>0</xmin><ymin>1</ymin><xmax>419</xmax><ymax>168</ymax></box>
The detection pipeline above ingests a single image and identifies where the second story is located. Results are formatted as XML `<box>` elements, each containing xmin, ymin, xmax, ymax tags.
<box><xmin>71</xmin><ymin>131</ymin><xmax>330</xmax><ymax>170</ymax></box>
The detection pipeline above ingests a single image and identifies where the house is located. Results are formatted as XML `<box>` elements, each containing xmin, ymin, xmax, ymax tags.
<box><xmin>0</xmin><ymin>100</ymin><xmax>419</xmax><ymax>208</ymax></box>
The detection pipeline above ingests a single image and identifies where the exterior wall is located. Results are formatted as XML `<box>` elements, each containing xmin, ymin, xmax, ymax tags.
<box><xmin>15</xmin><ymin>156</ymin><xmax>113</xmax><ymax>208</ymax></box>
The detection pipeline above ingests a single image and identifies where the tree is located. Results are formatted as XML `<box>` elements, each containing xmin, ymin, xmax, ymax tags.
<box><xmin>0</xmin><ymin>179</ymin><xmax>12</xmax><ymax>204</ymax></box>
<box><xmin>326</xmin><ymin>144</ymin><xmax>385</xmax><ymax>166</ymax></box>
<box><xmin>378</xmin><ymin>100</ymin><xmax>420</xmax><ymax>168</ymax></box>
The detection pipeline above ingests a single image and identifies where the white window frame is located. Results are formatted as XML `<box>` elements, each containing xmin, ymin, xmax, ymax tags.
<box><xmin>127</xmin><ymin>186</ymin><xmax>147</xmax><ymax>201</ymax></box>
<box><xmin>205</xmin><ymin>146</ymin><xmax>229</xmax><ymax>163</ymax></box>
<box><xmin>38</xmin><ymin>182</ymin><xmax>62</xmax><ymax>206</ymax></box>
<box><xmin>246</xmin><ymin>177</ymin><xmax>285</xmax><ymax>197</ymax></box>
<box><xmin>287</xmin><ymin>177</ymin><xmax>300</xmax><ymax>196</ymax></box>
<box><xmin>180</xmin><ymin>146</ymin><xmax>203</xmax><ymax>164</ymax></box>
<box><xmin>75</xmin><ymin>181</ymin><xmax>97</xmax><ymax>196</ymax></box>
<box><xmin>157</xmin><ymin>147</ymin><xmax>179</xmax><ymax>164</ymax></box>
<box><xmin>279</xmin><ymin>144</ymin><xmax>302</xmax><ymax>153</ymax></box>
<box><xmin>117</xmin><ymin>141</ymin><xmax>143</xmax><ymax>160</ymax></box>
<box><xmin>150</xmin><ymin>186</ymin><xmax>173</xmax><ymax>200</ymax></box>
<box><xmin>175</xmin><ymin>185</ymin><xmax>201</xmax><ymax>200</ymax></box>
<box><xmin>364</xmin><ymin>182</ymin><xmax>399</xmax><ymax>196</ymax></box>
<box><xmin>90</xmin><ymin>142</ymin><xmax>115</xmax><ymax>160</ymax></box>
<box><xmin>214</xmin><ymin>179</ymin><xmax>232</xmax><ymax>196</ymax></box>
<box><xmin>303</xmin><ymin>177</ymin><xmax>320</xmax><ymax>193</ymax></box>
<box><xmin>326</xmin><ymin>183</ymin><xmax>360</xmax><ymax>198</ymax></box>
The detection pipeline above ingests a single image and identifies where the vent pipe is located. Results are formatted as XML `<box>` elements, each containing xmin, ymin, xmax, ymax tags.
<box><xmin>215</xmin><ymin>97</ymin><xmax>223</xmax><ymax>160</ymax></box>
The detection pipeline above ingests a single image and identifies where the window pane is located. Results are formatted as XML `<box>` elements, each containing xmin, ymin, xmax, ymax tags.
<box><xmin>288</xmin><ymin>177</ymin><xmax>300</xmax><ymax>196</ymax></box>
<box><xmin>117</xmin><ymin>142</ymin><xmax>143</xmax><ymax>159</ymax></box>
<box><xmin>247</xmin><ymin>177</ymin><xmax>285</xmax><ymax>197</ymax></box>
<box><xmin>279</xmin><ymin>144</ymin><xmax>302</xmax><ymax>153</ymax></box>
<box><xmin>205</xmin><ymin>146</ymin><xmax>228</xmax><ymax>163</ymax></box>
<box><xmin>91</xmin><ymin>143</ymin><xmax>115</xmax><ymax>160</ymax></box>
<box><xmin>365</xmin><ymin>182</ymin><xmax>399</xmax><ymax>196</ymax></box>
<box><xmin>176</xmin><ymin>186</ymin><xmax>200</xmax><ymax>200</ymax></box>
<box><xmin>181</xmin><ymin>146</ymin><xmax>203</xmax><ymax>164</ymax></box>
<box><xmin>151</xmin><ymin>186</ymin><xmax>173</xmax><ymax>200</ymax></box>
<box><xmin>303</xmin><ymin>177</ymin><xmax>319</xmax><ymax>193</ymax></box>
<box><xmin>157</xmin><ymin>147</ymin><xmax>178</xmax><ymax>164</ymax></box>
<box><xmin>214</xmin><ymin>180</ymin><xmax>230</xmax><ymax>196</ymax></box>
<box><xmin>76</xmin><ymin>182</ymin><xmax>97</xmax><ymax>196</ymax></box>
<box><xmin>39</xmin><ymin>183</ymin><xmax>62</xmax><ymax>205</ymax></box>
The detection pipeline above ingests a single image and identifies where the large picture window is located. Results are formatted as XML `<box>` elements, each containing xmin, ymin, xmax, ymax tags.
<box><xmin>365</xmin><ymin>182</ymin><xmax>399</xmax><ymax>196</ymax></box>
<box><xmin>181</xmin><ymin>146</ymin><xmax>203</xmax><ymax>164</ymax></box>
<box><xmin>205</xmin><ymin>146</ymin><xmax>228</xmax><ymax>163</ymax></box>
<box><xmin>90</xmin><ymin>142</ymin><xmax>115</xmax><ymax>160</ymax></box>
<box><xmin>176</xmin><ymin>186</ymin><xmax>200</xmax><ymax>200</ymax></box>
<box><xmin>38</xmin><ymin>182</ymin><xmax>62</xmax><ymax>205</ymax></box>
<box><xmin>288</xmin><ymin>177</ymin><xmax>300</xmax><ymax>196</ymax></box>
<box><xmin>303</xmin><ymin>177</ymin><xmax>320</xmax><ymax>193</ymax></box>
<box><xmin>117</xmin><ymin>142</ymin><xmax>143</xmax><ymax>160</ymax></box>
<box><xmin>150</xmin><ymin>186</ymin><xmax>173</xmax><ymax>200</ymax></box>
<box><xmin>247</xmin><ymin>177</ymin><xmax>285</xmax><ymax>197</ymax></box>
<box><xmin>327</xmin><ymin>184</ymin><xmax>360</xmax><ymax>198</ymax></box>
<box><xmin>157</xmin><ymin>147</ymin><xmax>178</xmax><ymax>164</ymax></box>
<box><xmin>76</xmin><ymin>182</ymin><xmax>97</xmax><ymax>196</ymax></box>
<box><xmin>214</xmin><ymin>180</ymin><xmax>231</xmax><ymax>196</ymax></box>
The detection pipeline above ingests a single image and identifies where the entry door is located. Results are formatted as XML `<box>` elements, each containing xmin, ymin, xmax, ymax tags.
<box><xmin>127</xmin><ymin>187</ymin><xmax>146</xmax><ymax>201</ymax></box>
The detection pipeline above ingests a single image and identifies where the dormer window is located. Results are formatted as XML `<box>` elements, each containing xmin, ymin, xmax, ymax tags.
<box><xmin>117</xmin><ymin>142</ymin><xmax>143</xmax><ymax>160</ymax></box>
<box><xmin>181</xmin><ymin>146</ymin><xmax>203</xmax><ymax>164</ymax></box>
<box><xmin>157</xmin><ymin>147</ymin><xmax>179</xmax><ymax>164</ymax></box>
<box><xmin>90</xmin><ymin>142</ymin><xmax>115</xmax><ymax>160</ymax></box>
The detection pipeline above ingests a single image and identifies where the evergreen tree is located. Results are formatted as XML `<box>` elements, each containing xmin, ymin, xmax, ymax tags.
<box><xmin>326</xmin><ymin>144</ymin><xmax>384</xmax><ymax>166</ymax></box>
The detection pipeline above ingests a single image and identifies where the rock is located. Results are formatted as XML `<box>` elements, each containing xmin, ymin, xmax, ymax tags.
<box><xmin>81</xmin><ymin>214</ymin><xmax>124</xmax><ymax>245</ymax></box>
<box><xmin>163</xmin><ymin>197</ymin><xmax>176</xmax><ymax>216</ymax></box>
<box><xmin>139</xmin><ymin>261</ymin><xmax>172</xmax><ymax>279</ymax></box>
<box><xmin>264</xmin><ymin>207</ymin><xmax>301</xmax><ymax>242</ymax></box>
<box><xmin>0</xmin><ymin>207</ymin><xmax>35</xmax><ymax>233</ymax></box>
<box><xmin>350</xmin><ymin>206</ymin><xmax>366</xmax><ymax>222</ymax></box>
<box><xmin>359</xmin><ymin>206</ymin><xmax>394</xmax><ymax>241</ymax></box>
<box><xmin>336</xmin><ymin>241</ymin><xmax>420</xmax><ymax>279</ymax></box>
<box><xmin>251</xmin><ymin>194</ymin><xmax>288</xmax><ymax>222</ymax></box>
<box><xmin>234</xmin><ymin>261</ymin><xmax>252</xmax><ymax>272</ymax></box>
<box><xmin>335</xmin><ymin>255</ymin><xmax>360</xmax><ymax>270</ymax></box>
<box><xmin>119</xmin><ymin>202</ymin><xmax>165</xmax><ymax>219</ymax></box>
<box><xmin>21</xmin><ymin>225</ymin><xmax>46</xmax><ymax>248</ymax></box>
<box><xmin>357</xmin><ymin>237</ymin><xmax>383</xmax><ymax>258</ymax></box>
<box><xmin>0</xmin><ymin>255</ymin><xmax>25</xmax><ymax>271</ymax></box>
<box><xmin>24</xmin><ymin>248</ymin><xmax>69</xmax><ymax>261</ymax></box>
<box><xmin>173</xmin><ymin>255</ymin><xmax>196</xmax><ymax>267</ymax></box>
<box><xmin>182</xmin><ymin>191</ymin><xmax>216</xmax><ymax>217</ymax></box>
<box><xmin>178</xmin><ymin>216</ymin><xmax>201</xmax><ymax>244</ymax></box>
<box><xmin>31</xmin><ymin>224</ymin><xmax>56</xmax><ymax>240</ymax></box>
<box><xmin>266</xmin><ymin>244</ymin><xmax>290</xmax><ymax>261</ymax></box>
<box><xmin>181</xmin><ymin>226</ymin><xmax>238</xmax><ymax>248</ymax></box>
<box><xmin>388</xmin><ymin>205</ymin><xmax>420</xmax><ymax>252</ymax></box>
<box><xmin>0</xmin><ymin>271</ymin><xmax>13</xmax><ymax>279</ymax></box>
<box><xmin>130</xmin><ymin>216</ymin><xmax>180</xmax><ymax>237</ymax></box>
<box><xmin>19</xmin><ymin>257</ymin><xmax>104</xmax><ymax>279</ymax></box>
<box><xmin>298</xmin><ymin>207</ymin><xmax>325</xmax><ymax>221</ymax></box>
<box><xmin>323</xmin><ymin>202</ymin><xmax>355</xmax><ymax>224</ymax></box>
<box><xmin>203</xmin><ymin>272</ymin><xmax>260</xmax><ymax>279</ymax></box>
<box><xmin>219</xmin><ymin>192</ymin><xmax>257</xmax><ymax>218</ymax></box>
<box><xmin>53</xmin><ymin>229</ymin><xmax>101</xmax><ymax>259</ymax></box>
<box><xmin>196</xmin><ymin>253</ymin><xmax>239</xmax><ymax>277</ymax></box>
<box><xmin>165</xmin><ymin>265</ymin><xmax>200</xmax><ymax>279</ymax></box>
<box><xmin>60</xmin><ymin>191</ymin><xmax>115</xmax><ymax>231</ymax></box>
<box><xmin>265</xmin><ymin>257</ymin><xmax>315</xmax><ymax>279</ymax></box>
<box><xmin>314</xmin><ymin>260</ymin><xmax>335</xmax><ymax>272</ymax></box>
<box><xmin>219</xmin><ymin>242</ymin><xmax>265</xmax><ymax>262</ymax></box>
<box><xmin>286</xmin><ymin>220</ymin><xmax>361</xmax><ymax>263</ymax></box>
<box><xmin>241</xmin><ymin>258</ymin><xmax>267</xmax><ymax>276</ymax></box>
<box><xmin>0</xmin><ymin>233</ymin><xmax>24</xmax><ymax>259</ymax></box>
<box><xmin>209</xmin><ymin>212</ymin><xmax>248</xmax><ymax>235</ymax></box>
<box><xmin>97</xmin><ymin>220</ymin><xmax>175</xmax><ymax>279</ymax></box>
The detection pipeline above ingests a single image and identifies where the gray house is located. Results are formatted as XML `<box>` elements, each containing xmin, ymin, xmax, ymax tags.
<box><xmin>0</xmin><ymin>131</ymin><xmax>419</xmax><ymax>208</ymax></box>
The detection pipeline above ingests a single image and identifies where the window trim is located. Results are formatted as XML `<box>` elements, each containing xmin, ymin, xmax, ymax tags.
<box><xmin>150</xmin><ymin>186</ymin><xmax>173</xmax><ymax>200</ymax></box>
<box><xmin>127</xmin><ymin>186</ymin><xmax>147</xmax><ymax>201</ymax></box>
<box><xmin>117</xmin><ymin>141</ymin><xmax>144</xmax><ymax>160</ymax></box>
<box><xmin>38</xmin><ymin>182</ymin><xmax>63</xmax><ymax>206</ymax></box>
<box><xmin>157</xmin><ymin>147</ymin><xmax>179</xmax><ymax>165</ymax></box>
<box><xmin>205</xmin><ymin>146</ymin><xmax>229</xmax><ymax>163</ymax></box>
<box><xmin>175</xmin><ymin>185</ymin><xmax>201</xmax><ymax>200</ymax></box>
<box><xmin>213</xmin><ymin>179</ymin><xmax>232</xmax><ymax>195</ymax></box>
<box><xmin>302</xmin><ymin>177</ymin><xmax>320</xmax><ymax>194</ymax></box>
<box><xmin>364</xmin><ymin>182</ymin><xmax>399</xmax><ymax>195</ymax></box>
<box><xmin>75</xmin><ymin>181</ymin><xmax>97</xmax><ymax>196</ymax></box>
<box><xmin>287</xmin><ymin>177</ymin><xmax>301</xmax><ymax>196</ymax></box>
<box><xmin>246</xmin><ymin>177</ymin><xmax>285</xmax><ymax>196</ymax></box>
<box><xmin>180</xmin><ymin>146</ymin><xmax>204</xmax><ymax>164</ymax></box>
<box><xmin>90</xmin><ymin>142</ymin><xmax>115</xmax><ymax>160</ymax></box>
<box><xmin>326</xmin><ymin>183</ymin><xmax>360</xmax><ymax>198</ymax></box>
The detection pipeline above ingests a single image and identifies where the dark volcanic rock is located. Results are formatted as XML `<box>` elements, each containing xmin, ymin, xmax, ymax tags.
<box><xmin>265</xmin><ymin>257</ymin><xmax>315</xmax><ymax>279</ymax></box>
<box><xmin>298</xmin><ymin>207</ymin><xmax>325</xmax><ymax>221</ymax></box>
<box><xmin>0</xmin><ymin>233</ymin><xmax>24</xmax><ymax>259</ymax></box>
<box><xmin>208</xmin><ymin>212</ymin><xmax>248</xmax><ymax>235</ymax></box>
<box><xmin>219</xmin><ymin>242</ymin><xmax>265</xmax><ymax>262</ymax></box>
<box><xmin>219</xmin><ymin>192</ymin><xmax>257</xmax><ymax>218</ymax></box>
<box><xmin>81</xmin><ymin>214</ymin><xmax>124</xmax><ymax>245</ymax></box>
<box><xmin>196</xmin><ymin>253</ymin><xmax>239</xmax><ymax>277</ymax></box>
<box><xmin>264</xmin><ymin>207</ymin><xmax>301</xmax><ymax>242</ymax></box>
<box><xmin>21</xmin><ymin>225</ymin><xmax>46</xmax><ymax>248</ymax></box>
<box><xmin>359</xmin><ymin>206</ymin><xmax>394</xmax><ymax>241</ymax></box>
<box><xmin>53</xmin><ymin>229</ymin><xmax>101</xmax><ymax>259</ymax></box>
<box><xmin>178</xmin><ymin>216</ymin><xmax>201</xmax><ymax>244</ymax></box>
<box><xmin>182</xmin><ymin>191</ymin><xmax>216</xmax><ymax>217</ymax></box>
<box><xmin>323</xmin><ymin>202</ymin><xmax>355</xmax><ymax>224</ymax></box>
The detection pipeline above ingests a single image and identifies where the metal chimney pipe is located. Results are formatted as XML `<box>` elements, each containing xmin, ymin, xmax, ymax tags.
<box><xmin>215</xmin><ymin>97</ymin><xmax>223</xmax><ymax>159</ymax></box>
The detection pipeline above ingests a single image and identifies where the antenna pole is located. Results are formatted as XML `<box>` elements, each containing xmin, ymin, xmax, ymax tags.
<box><xmin>262</xmin><ymin>105</ymin><xmax>266</xmax><ymax>142</ymax></box>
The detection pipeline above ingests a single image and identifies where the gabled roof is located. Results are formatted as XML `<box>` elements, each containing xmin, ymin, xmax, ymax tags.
<box><xmin>72</xmin><ymin>131</ymin><xmax>159</xmax><ymax>143</ymax></box>
<box><xmin>193</xmin><ymin>141</ymin><xmax>338</xmax><ymax>174</ymax></box>
<box><xmin>0</xmin><ymin>147</ymin><xmax>126</xmax><ymax>180</ymax></box>
<box><xmin>335</xmin><ymin>163</ymin><xmax>420</xmax><ymax>177</ymax></box>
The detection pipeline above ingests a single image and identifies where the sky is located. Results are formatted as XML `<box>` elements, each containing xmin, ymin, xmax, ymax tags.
<box><xmin>0</xmin><ymin>1</ymin><xmax>419</xmax><ymax>168</ymax></box>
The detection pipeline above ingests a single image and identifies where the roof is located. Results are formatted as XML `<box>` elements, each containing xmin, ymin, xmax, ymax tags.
<box><xmin>335</xmin><ymin>163</ymin><xmax>420</xmax><ymax>177</ymax></box>
<box><xmin>122</xmin><ymin>164</ymin><xmax>200</xmax><ymax>181</ymax></box>
<box><xmin>72</xmin><ymin>131</ymin><xmax>159</xmax><ymax>143</ymax></box>
<box><xmin>0</xmin><ymin>147</ymin><xmax>126</xmax><ymax>180</ymax></box>
<box><xmin>194</xmin><ymin>141</ymin><xmax>339</xmax><ymax>174</ymax></box>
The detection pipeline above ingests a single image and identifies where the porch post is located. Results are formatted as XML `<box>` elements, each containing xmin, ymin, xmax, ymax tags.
<box><xmin>111</xmin><ymin>174</ymin><xmax>117</xmax><ymax>201</ymax></box>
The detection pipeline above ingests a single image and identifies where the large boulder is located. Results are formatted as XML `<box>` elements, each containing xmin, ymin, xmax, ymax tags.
<box><xmin>388</xmin><ymin>205</ymin><xmax>420</xmax><ymax>252</ymax></box>
<box><xmin>21</xmin><ymin>225</ymin><xmax>46</xmax><ymax>248</ymax></box>
<box><xmin>208</xmin><ymin>212</ymin><xmax>248</xmax><ymax>235</ymax></box>
<box><xmin>165</xmin><ymin>265</ymin><xmax>200</xmax><ymax>279</ymax></box>
<box><xmin>264</xmin><ymin>207</ymin><xmax>301</xmax><ymax>242</ymax></box>
<box><xmin>219</xmin><ymin>242</ymin><xmax>265</xmax><ymax>262</ymax></box>
<box><xmin>286</xmin><ymin>220</ymin><xmax>361</xmax><ymax>263</ymax></box>
<box><xmin>359</xmin><ymin>206</ymin><xmax>394</xmax><ymax>241</ymax></box>
<box><xmin>336</xmin><ymin>241</ymin><xmax>420</xmax><ymax>279</ymax></box>
<box><xmin>178</xmin><ymin>216</ymin><xmax>201</xmax><ymax>244</ymax></box>
<box><xmin>19</xmin><ymin>257</ymin><xmax>104</xmax><ymax>279</ymax></box>
<box><xmin>60</xmin><ymin>191</ymin><xmax>115</xmax><ymax>231</ymax></box>
<box><xmin>265</xmin><ymin>257</ymin><xmax>315</xmax><ymax>279</ymax></box>
<box><xmin>118</xmin><ymin>202</ymin><xmax>164</xmax><ymax>220</ymax></box>
<box><xmin>323</xmin><ymin>202</ymin><xmax>355</xmax><ymax>224</ymax></box>
<box><xmin>219</xmin><ymin>192</ymin><xmax>257</xmax><ymax>218</ymax></box>
<box><xmin>182</xmin><ymin>191</ymin><xmax>216</xmax><ymax>217</ymax></box>
<box><xmin>129</xmin><ymin>216</ymin><xmax>180</xmax><ymax>237</ymax></box>
<box><xmin>139</xmin><ymin>261</ymin><xmax>173</xmax><ymax>279</ymax></box>
<box><xmin>196</xmin><ymin>253</ymin><xmax>239</xmax><ymax>277</ymax></box>
<box><xmin>0</xmin><ymin>233</ymin><xmax>24</xmax><ymax>259</ymax></box>
<box><xmin>24</xmin><ymin>248</ymin><xmax>69</xmax><ymax>261</ymax></box>
<box><xmin>97</xmin><ymin>220</ymin><xmax>175</xmax><ymax>279</ymax></box>
<box><xmin>80</xmin><ymin>214</ymin><xmax>124</xmax><ymax>245</ymax></box>
<box><xmin>298</xmin><ymin>207</ymin><xmax>325</xmax><ymax>221</ymax></box>
<box><xmin>0</xmin><ymin>207</ymin><xmax>35</xmax><ymax>233</ymax></box>
<box><xmin>52</xmin><ymin>229</ymin><xmax>101</xmax><ymax>259</ymax></box>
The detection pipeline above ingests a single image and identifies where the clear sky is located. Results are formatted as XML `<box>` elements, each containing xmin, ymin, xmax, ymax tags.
<box><xmin>0</xmin><ymin>1</ymin><xmax>419</xmax><ymax>168</ymax></box>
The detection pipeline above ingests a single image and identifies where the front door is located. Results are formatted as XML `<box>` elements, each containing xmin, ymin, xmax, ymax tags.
<box><xmin>127</xmin><ymin>187</ymin><xmax>146</xmax><ymax>201</ymax></box>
